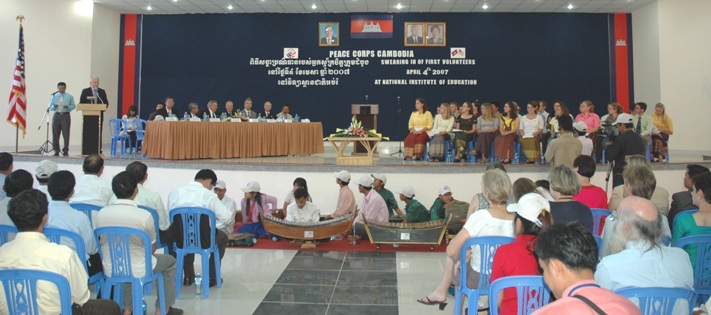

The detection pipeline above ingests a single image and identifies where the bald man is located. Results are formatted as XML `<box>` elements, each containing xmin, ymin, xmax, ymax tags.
<box><xmin>595</xmin><ymin>196</ymin><xmax>693</xmax><ymax>310</ymax></box>
<box><xmin>80</xmin><ymin>76</ymin><xmax>109</xmax><ymax>153</ymax></box>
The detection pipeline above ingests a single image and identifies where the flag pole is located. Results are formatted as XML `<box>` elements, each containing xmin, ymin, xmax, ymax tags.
<box><xmin>14</xmin><ymin>15</ymin><xmax>24</xmax><ymax>155</ymax></box>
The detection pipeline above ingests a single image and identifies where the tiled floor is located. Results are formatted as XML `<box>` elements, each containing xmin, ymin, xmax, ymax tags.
<box><xmin>139</xmin><ymin>248</ymin><xmax>450</xmax><ymax>315</ymax></box>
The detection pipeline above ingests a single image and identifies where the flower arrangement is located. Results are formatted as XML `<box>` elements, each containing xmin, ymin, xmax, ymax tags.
<box><xmin>326</xmin><ymin>116</ymin><xmax>389</xmax><ymax>140</ymax></box>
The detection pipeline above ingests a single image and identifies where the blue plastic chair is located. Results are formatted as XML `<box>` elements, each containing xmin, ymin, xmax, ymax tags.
<box><xmin>69</xmin><ymin>203</ymin><xmax>102</xmax><ymax>227</ymax></box>
<box><xmin>614</xmin><ymin>287</ymin><xmax>697</xmax><ymax>315</ymax></box>
<box><xmin>590</xmin><ymin>208</ymin><xmax>611</xmax><ymax>237</ymax></box>
<box><xmin>109</xmin><ymin>118</ymin><xmax>132</xmax><ymax>157</ymax></box>
<box><xmin>673</xmin><ymin>234</ymin><xmax>711</xmax><ymax>301</ymax></box>
<box><xmin>44</xmin><ymin>227</ymin><xmax>104</xmax><ymax>295</ymax></box>
<box><xmin>455</xmin><ymin>236</ymin><xmax>515</xmax><ymax>315</ymax></box>
<box><xmin>0</xmin><ymin>269</ymin><xmax>73</xmax><ymax>315</ymax></box>
<box><xmin>512</xmin><ymin>140</ymin><xmax>522</xmax><ymax>164</ymax></box>
<box><xmin>138</xmin><ymin>205</ymin><xmax>168</xmax><ymax>254</ymax></box>
<box><xmin>672</xmin><ymin>209</ymin><xmax>699</xmax><ymax>230</ymax></box>
<box><xmin>94</xmin><ymin>226</ymin><xmax>166</xmax><ymax>315</ymax></box>
<box><xmin>594</xmin><ymin>235</ymin><xmax>603</xmax><ymax>259</ymax></box>
<box><xmin>645</xmin><ymin>139</ymin><xmax>652</xmax><ymax>161</ymax></box>
<box><xmin>0</xmin><ymin>224</ymin><xmax>17</xmax><ymax>245</ymax></box>
<box><xmin>488</xmin><ymin>276</ymin><xmax>551</xmax><ymax>315</ymax></box>
<box><xmin>169</xmin><ymin>207</ymin><xmax>222</xmax><ymax>298</ymax></box>
<box><xmin>467</xmin><ymin>140</ymin><xmax>476</xmax><ymax>162</ymax></box>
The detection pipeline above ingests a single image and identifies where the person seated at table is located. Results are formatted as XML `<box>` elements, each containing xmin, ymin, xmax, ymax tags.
<box><xmin>236</xmin><ymin>181</ymin><xmax>273</xmax><ymax>238</ymax></box>
<box><xmin>185</xmin><ymin>102</ymin><xmax>200</xmax><ymax>119</ymax></box>
<box><xmin>223</xmin><ymin>100</ymin><xmax>238</xmax><ymax>118</ymax></box>
<box><xmin>573</xmin><ymin>155</ymin><xmax>608</xmax><ymax>209</ymax></box>
<box><xmin>148</xmin><ymin>102</ymin><xmax>168</xmax><ymax>121</ymax></box>
<box><xmin>404</xmin><ymin>98</ymin><xmax>433</xmax><ymax>161</ymax></box>
<box><xmin>240</xmin><ymin>97</ymin><xmax>257</xmax><ymax>120</ymax></box>
<box><xmin>351</xmin><ymin>175</ymin><xmax>389</xmax><ymax>240</ymax></box>
<box><xmin>283</xmin><ymin>177</ymin><xmax>312</xmax><ymax>213</ymax></box>
<box><xmin>428</xmin><ymin>103</ymin><xmax>455</xmax><ymax>162</ymax></box>
<box><xmin>453</xmin><ymin>102</ymin><xmax>476</xmax><ymax>162</ymax></box>
<box><xmin>325</xmin><ymin>170</ymin><xmax>356</xmax><ymax>219</ymax></box>
<box><xmin>396</xmin><ymin>185</ymin><xmax>429</xmax><ymax>223</ymax></box>
<box><xmin>276</xmin><ymin>104</ymin><xmax>293</xmax><ymax>120</ymax></box>
<box><xmin>285</xmin><ymin>188</ymin><xmax>319</xmax><ymax>223</ymax></box>
<box><xmin>261</xmin><ymin>101</ymin><xmax>277</xmax><ymax>119</ymax></box>
<box><xmin>199</xmin><ymin>99</ymin><xmax>220</xmax><ymax>119</ymax></box>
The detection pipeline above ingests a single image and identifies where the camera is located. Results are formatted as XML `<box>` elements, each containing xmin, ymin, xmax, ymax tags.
<box><xmin>600</xmin><ymin>123</ymin><xmax>619</xmax><ymax>139</ymax></box>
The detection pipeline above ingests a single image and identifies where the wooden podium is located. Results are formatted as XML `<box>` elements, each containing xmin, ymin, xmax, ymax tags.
<box><xmin>77</xmin><ymin>103</ymin><xmax>107</xmax><ymax>155</ymax></box>
<box><xmin>351</xmin><ymin>104</ymin><xmax>378</xmax><ymax>154</ymax></box>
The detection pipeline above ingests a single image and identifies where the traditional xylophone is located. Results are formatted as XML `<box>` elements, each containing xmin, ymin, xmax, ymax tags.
<box><xmin>361</xmin><ymin>213</ymin><xmax>451</xmax><ymax>250</ymax></box>
<box><xmin>261</xmin><ymin>210</ymin><xmax>358</xmax><ymax>248</ymax></box>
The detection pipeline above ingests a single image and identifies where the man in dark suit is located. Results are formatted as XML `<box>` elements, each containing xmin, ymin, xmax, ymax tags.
<box><xmin>223</xmin><ymin>100</ymin><xmax>238</xmax><ymax>118</ymax></box>
<box><xmin>668</xmin><ymin>164</ymin><xmax>710</xmax><ymax>229</ymax></box>
<box><xmin>261</xmin><ymin>101</ymin><xmax>277</xmax><ymax>119</ymax></box>
<box><xmin>406</xmin><ymin>24</ymin><xmax>423</xmax><ymax>44</ymax></box>
<box><xmin>198</xmin><ymin>99</ymin><xmax>220</xmax><ymax>119</ymax></box>
<box><xmin>148</xmin><ymin>102</ymin><xmax>168</xmax><ymax>121</ymax></box>
<box><xmin>165</xmin><ymin>96</ymin><xmax>178</xmax><ymax>117</ymax></box>
<box><xmin>320</xmin><ymin>25</ymin><xmax>338</xmax><ymax>45</ymax></box>
<box><xmin>79</xmin><ymin>76</ymin><xmax>109</xmax><ymax>154</ymax></box>
<box><xmin>240</xmin><ymin>97</ymin><xmax>258</xmax><ymax>121</ymax></box>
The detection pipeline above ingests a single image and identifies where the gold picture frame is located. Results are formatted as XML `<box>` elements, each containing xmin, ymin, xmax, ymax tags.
<box><xmin>404</xmin><ymin>22</ymin><xmax>426</xmax><ymax>46</ymax></box>
<box><xmin>425</xmin><ymin>22</ymin><xmax>446</xmax><ymax>46</ymax></box>
<box><xmin>319</xmin><ymin>22</ymin><xmax>340</xmax><ymax>46</ymax></box>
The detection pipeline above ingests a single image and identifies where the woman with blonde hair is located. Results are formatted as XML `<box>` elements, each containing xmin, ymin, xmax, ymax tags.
<box><xmin>404</xmin><ymin>98</ymin><xmax>433</xmax><ymax>160</ymax></box>
<box><xmin>549</xmin><ymin>165</ymin><xmax>593</xmax><ymax>232</ymax></box>
<box><xmin>428</xmin><ymin>103</ymin><xmax>455</xmax><ymax>161</ymax></box>
<box><xmin>651</xmin><ymin>102</ymin><xmax>674</xmax><ymax>162</ymax></box>
<box><xmin>471</xmin><ymin>103</ymin><xmax>499</xmax><ymax>162</ymax></box>
<box><xmin>493</xmin><ymin>102</ymin><xmax>520</xmax><ymax>163</ymax></box>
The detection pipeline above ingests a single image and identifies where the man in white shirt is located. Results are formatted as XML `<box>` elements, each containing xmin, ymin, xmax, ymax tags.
<box><xmin>46</xmin><ymin>170</ymin><xmax>101</xmax><ymax>276</ymax></box>
<box><xmin>573</xmin><ymin>121</ymin><xmax>594</xmax><ymax>156</ymax></box>
<box><xmin>0</xmin><ymin>189</ymin><xmax>120</xmax><ymax>315</ymax></box>
<box><xmin>351</xmin><ymin>175</ymin><xmax>389</xmax><ymax>240</ymax></box>
<box><xmin>285</xmin><ymin>188</ymin><xmax>319</xmax><ymax>223</ymax></box>
<box><xmin>0</xmin><ymin>152</ymin><xmax>13</xmax><ymax>201</ymax></box>
<box><xmin>167</xmin><ymin>169</ymin><xmax>230</xmax><ymax>288</ymax></box>
<box><xmin>214</xmin><ymin>179</ymin><xmax>238</xmax><ymax>234</ymax></box>
<box><xmin>34</xmin><ymin>159</ymin><xmax>57</xmax><ymax>201</ymax></box>
<box><xmin>0</xmin><ymin>169</ymin><xmax>34</xmax><ymax>226</ymax></box>
<box><xmin>124</xmin><ymin>161</ymin><xmax>172</xmax><ymax>244</ymax></box>
<box><xmin>94</xmin><ymin>171</ymin><xmax>183</xmax><ymax>315</ymax></box>
<box><xmin>70</xmin><ymin>154</ymin><xmax>113</xmax><ymax>207</ymax></box>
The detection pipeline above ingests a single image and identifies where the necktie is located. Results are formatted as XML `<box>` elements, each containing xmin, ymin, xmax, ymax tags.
<box><xmin>636</xmin><ymin>116</ymin><xmax>642</xmax><ymax>133</ymax></box>
<box><xmin>211</xmin><ymin>112</ymin><xmax>215</xmax><ymax>118</ymax></box>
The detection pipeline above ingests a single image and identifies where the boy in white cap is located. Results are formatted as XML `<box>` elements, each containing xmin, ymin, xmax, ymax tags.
<box><xmin>35</xmin><ymin>159</ymin><xmax>58</xmax><ymax>201</ymax></box>
<box><xmin>351</xmin><ymin>175</ymin><xmax>389</xmax><ymax>240</ymax></box>
<box><xmin>214</xmin><ymin>180</ymin><xmax>238</xmax><ymax>234</ymax></box>
<box><xmin>573</xmin><ymin>121</ymin><xmax>593</xmax><ymax>156</ymax></box>
<box><xmin>326</xmin><ymin>170</ymin><xmax>356</xmax><ymax>219</ymax></box>
<box><xmin>372</xmin><ymin>173</ymin><xmax>403</xmax><ymax>216</ymax></box>
<box><xmin>397</xmin><ymin>185</ymin><xmax>429</xmax><ymax>223</ymax></box>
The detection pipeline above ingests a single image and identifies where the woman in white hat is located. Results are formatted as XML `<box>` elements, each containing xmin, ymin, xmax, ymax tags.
<box><xmin>236</xmin><ymin>181</ymin><xmax>273</xmax><ymax>238</ymax></box>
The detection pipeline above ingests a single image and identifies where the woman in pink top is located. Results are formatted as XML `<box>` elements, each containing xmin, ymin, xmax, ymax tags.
<box><xmin>572</xmin><ymin>155</ymin><xmax>608</xmax><ymax>210</ymax></box>
<box><xmin>575</xmin><ymin>100</ymin><xmax>601</xmax><ymax>157</ymax></box>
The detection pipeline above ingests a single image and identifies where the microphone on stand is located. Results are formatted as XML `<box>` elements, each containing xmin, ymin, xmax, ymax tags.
<box><xmin>365</xmin><ymin>94</ymin><xmax>368</xmax><ymax>102</ymax></box>
<box><xmin>51</xmin><ymin>91</ymin><xmax>59</xmax><ymax>95</ymax></box>
<box><xmin>397</xmin><ymin>96</ymin><xmax>401</xmax><ymax>112</ymax></box>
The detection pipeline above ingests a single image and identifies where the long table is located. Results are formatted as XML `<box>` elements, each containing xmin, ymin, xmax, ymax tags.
<box><xmin>142</xmin><ymin>121</ymin><xmax>324</xmax><ymax>160</ymax></box>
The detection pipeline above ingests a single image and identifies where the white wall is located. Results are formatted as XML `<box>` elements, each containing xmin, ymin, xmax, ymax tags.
<box><xmin>633</xmin><ymin>0</ymin><xmax>711</xmax><ymax>152</ymax></box>
<box><xmin>0</xmin><ymin>0</ymin><xmax>119</xmax><ymax>151</ymax></box>
<box><xmin>90</xmin><ymin>4</ymin><xmax>121</xmax><ymax>146</ymax></box>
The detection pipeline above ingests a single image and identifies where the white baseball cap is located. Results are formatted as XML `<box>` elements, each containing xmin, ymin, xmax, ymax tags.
<box><xmin>371</xmin><ymin>173</ymin><xmax>387</xmax><ymax>185</ymax></box>
<box><xmin>333</xmin><ymin>170</ymin><xmax>351</xmax><ymax>182</ymax></box>
<box><xmin>356</xmin><ymin>175</ymin><xmax>373</xmax><ymax>188</ymax></box>
<box><xmin>35</xmin><ymin>160</ymin><xmax>58</xmax><ymax>179</ymax></box>
<box><xmin>215</xmin><ymin>180</ymin><xmax>226</xmax><ymax>190</ymax></box>
<box><xmin>439</xmin><ymin>185</ymin><xmax>452</xmax><ymax>195</ymax></box>
<box><xmin>615</xmin><ymin>113</ymin><xmax>634</xmax><ymax>125</ymax></box>
<box><xmin>396</xmin><ymin>185</ymin><xmax>415</xmax><ymax>198</ymax></box>
<box><xmin>506</xmin><ymin>193</ymin><xmax>550</xmax><ymax>227</ymax></box>
<box><xmin>240</xmin><ymin>181</ymin><xmax>261</xmax><ymax>193</ymax></box>
<box><xmin>573</xmin><ymin>121</ymin><xmax>588</xmax><ymax>133</ymax></box>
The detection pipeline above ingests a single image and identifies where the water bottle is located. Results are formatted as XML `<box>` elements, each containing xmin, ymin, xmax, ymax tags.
<box><xmin>446</xmin><ymin>149</ymin><xmax>453</xmax><ymax>162</ymax></box>
<box><xmin>184</xmin><ymin>112</ymin><xmax>188</xmax><ymax>121</ymax></box>
<box><xmin>257</xmin><ymin>113</ymin><xmax>262</xmax><ymax>122</ymax></box>
<box><xmin>220</xmin><ymin>112</ymin><xmax>226</xmax><ymax>120</ymax></box>
<box><xmin>294</xmin><ymin>114</ymin><xmax>300</xmax><ymax>122</ymax></box>
<box><xmin>203</xmin><ymin>113</ymin><xmax>208</xmax><ymax>121</ymax></box>
<box><xmin>195</xmin><ymin>273</ymin><xmax>202</xmax><ymax>295</ymax></box>
<box><xmin>142</xmin><ymin>300</ymin><xmax>147</xmax><ymax>315</ymax></box>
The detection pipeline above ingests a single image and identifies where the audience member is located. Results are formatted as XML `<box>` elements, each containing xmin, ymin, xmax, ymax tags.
<box><xmin>651</xmin><ymin>102</ymin><xmax>673</xmax><ymax>162</ymax></box>
<box><xmin>471</xmin><ymin>103</ymin><xmax>499</xmax><ymax>162</ymax></box>
<box><xmin>575</xmin><ymin>100</ymin><xmax>601</xmax><ymax>156</ymax></box>
<box><xmin>449</xmin><ymin>102</ymin><xmax>460</xmax><ymax>120</ymax></box>
<box><xmin>533</xmin><ymin>222</ymin><xmax>640</xmax><ymax>315</ymax></box>
<box><xmin>237</xmin><ymin>181</ymin><xmax>273</xmax><ymax>238</ymax></box>
<box><xmin>544</xmin><ymin>114</ymin><xmax>582</xmax><ymax>168</ymax></box>
<box><xmin>453</xmin><ymin>102</ymin><xmax>476</xmax><ymax>162</ymax></box>
<box><xmin>0</xmin><ymin>189</ymin><xmax>121</xmax><ymax>315</ymax></box>
<box><xmin>418</xmin><ymin>169</ymin><xmax>515</xmax><ymax>310</ymax></box>
<box><xmin>327</xmin><ymin>170</ymin><xmax>356</xmax><ymax>219</ymax></box>
<box><xmin>404</xmin><ymin>98</ymin><xmax>433</xmax><ymax>160</ymax></box>
<box><xmin>371</xmin><ymin>173</ymin><xmax>402</xmax><ymax>216</ymax></box>
<box><xmin>598</xmin><ymin>102</ymin><xmax>624</xmax><ymax>161</ymax></box>
<box><xmin>428</xmin><ymin>103</ymin><xmax>455</xmax><ymax>162</ymax></box>
<box><xmin>512</xmin><ymin>178</ymin><xmax>538</xmax><ymax>202</ymax></box>
<box><xmin>35</xmin><ymin>159</ymin><xmax>58</xmax><ymax>201</ymax></box>
<box><xmin>572</xmin><ymin>121</ymin><xmax>593</xmax><ymax>156</ymax></box>
<box><xmin>491</xmin><ymin>193</ymin><xmax>551</xmax><ymax>314</ymax></box>
<box><xmin>549</xmin><ymin>165</ymin><xmax>593</xmax><ymax>232</ymax></box>
<box><xmin>276</xmin><ymin>104</ymin><xmax>293</xmax><ymax>120</ymax></box>
<box><xmin>608</xmin><ymin>155</ymin><xmax>670</xmax><ymax>214</ymax></box>
<box><xmin>282</xmin><ymin>177</ymin><xmax>312</xmax><ymax>213</ymax></box>
<box><xmin>70</xmin><ymin>154</ymin><xmax>113</xmax><ymax>207</ymax></box>
<box><xmin>0</xmin><ymin>169</ymin><xmax>34</xmax><ymax>225</ymax></box>
<box><xmin>285</xmin><ymin>188</ymin><xmax>319</xmax><ymax>223</ymax></box>
<box><xmin>538</xmin><ymin>100</ymin><xmax>551</xmax><ymax>153</ymax></box>
<box><xmin>605</xmin><ymin>113</ymin><xmax>646</xmax><ymax>188</ymax></box>
<box><xmin>46</xmin><ymin>170</ymin><xmax>101</xmax><ymax>276</ymax></box>
<box><xmin>518</xmin><ymin>101</ymin><xmax>544</xmax><ymax>163</ymax></box>
<box><xmin>631</xmin><ymin>101</ymin><xmax>653</xmax><ymax>142</ymax></box>
<box><xmin>669</xmin><ymin>164</ymin><xmax>710</xmax><ymax>229</ymax></box>
<box><xmin>351</xmin><ymin>175</ymin><xmax>389</xmax><ymax>240</ymax></box>
<box><xmin>546</xmin><ymin>100</ymin><xmax>573</xmax><ymax>140</ymax></box>
<box><xmin>214</xmin><ymin>180</ymin><xmax>238</xmax><ymax>234</ymax></box>
<box><xmin>493</xmin><ymin>101</ymin><xmax>520</xmax><ymax>163</ymax></box>
<box><xmin>0</xmin><ymin>152</ymin><xmax>13</xmax><ymax>201</ymax></box>
<box><xmin>261</xmin><ymin>101</ymin><xmax>276</xmax><ymax>119</ymax></box>
<box><xmin>167</xmin><ymin>169</ymin><xmax>230</xmax><ymax>288</ymax></box>
<box><xmin>396</xmin><ymin>186</ymin><xmax>429</xmax><ymax>223</ymax></box>
<box><xmin>94</xmin><ymin>172</ymin><xmax>183</xmax><ymax>315</ymax></box>
<box><xmin>123</xmin><ymin>161</ymin><xmax>172</xmax><ymax>244</ymax></box>
<box><xmin>572</xmin><ymin>155</ymin><xmax>608</xmax><ymax>209</ymax></box>
<box><xmin>672</xmin><ymin>172</ymin><xmax>711</xmax><ymax>271</ymax></box>
<box><xmin>467</xmin><ymin>162</ymin><xmax>510</xmax><ymax>216</ymax></box>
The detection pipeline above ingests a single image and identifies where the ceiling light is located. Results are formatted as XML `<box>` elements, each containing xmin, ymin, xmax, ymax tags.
<box><xmin>147</xmin><ymin>4</ymin><xmax>152</xmax><ymax>10</ymax></box>
<box><xmin>311</xmin><ymin>3</ymin><xmax>317</xmax><ymax>9</ymax></box>
<box><xmin>482</xmin><ymin>3</ymin><xmax>488</xmax><ymax>9</ymax></box>
<box><xmin>227</xmin><ymin>4</ymin><xmax>233</xmax><ymax>10</ymax></box>
<box><xmin>172</xmin><ymin>0</ymin><xmax>177</xmax><ymax>2</ymax></box>
<box><xmin>567</xmin><ymin>3</ymin><xmax>573</xmax><ymax>9</ymax></box>
<box><xmin>396</xmin><ymin>3</ymin><xmax>403</xmax><ymax>9</ymax></box>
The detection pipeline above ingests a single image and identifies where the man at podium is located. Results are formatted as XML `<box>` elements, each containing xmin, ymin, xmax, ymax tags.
<box><xmin>50</xmin><ymin>82</ymin><xmax>75</xmax><ymax>156</ymax></box>
<box><xmin>79</xmin><ymin>76</ymin><xmax>109</xmax><ymax>153</ymax></box>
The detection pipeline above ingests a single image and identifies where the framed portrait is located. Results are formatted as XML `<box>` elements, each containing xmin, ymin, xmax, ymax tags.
<box><xmin>404</xmin><ymin>22</ymin><xmax>425</xmax><ymax>46</ymax></box>
<box><xmin>319</xmin><ymin>22</ymin><xmax>340</xmax><ymax>46</ymax></box>
<box><xmin>425</xmin><ymin>22</ymin><xmax>446</xmax><ymax>46</ymax></box>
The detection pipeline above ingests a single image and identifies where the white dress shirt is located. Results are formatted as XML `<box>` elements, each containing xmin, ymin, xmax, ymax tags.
<box><xmin>578</xmin><ymin>135</ymin><xmax>594</xmax><ymax>156</ymax></box>
<box><xmin>219</xmin><ymin>195</ymin><xmax>238</xmax><ymax>233</ymax></box>
<box><xmin>70</xmin><ymin>174</ymin><xmax>113</xmax><ymax>207</ymax></box>
<box><xmin>167</xmin><ymin>182</ymin><xmax>232</xmax><ymax>229</ymax></box>
<box><xmin>0</xmin><ymin>198</ymin><xmax>11</xmax><ymax>226</ymax></box>
<box><xmin>37</xmin><ymin>185</ymin><xmax>51</xmax><ymax>201</ymax></box>
<box><xmin>94</xmin><ymin>199</ymin><xmax>156</xmax><ymax>278</ymax></box>
<box><xmin>47</xmin><ymin>200</ymin><xmax>98</xmax><ymax>258</ymax></box>
<box><xmin>0</xmin><ymin>232</ymin><xmax>90</xmax><ymax>314</ymax></box>
<box><xmin>285</xmin><ymin>201</ymin><xmax>320</xmax><ymax>223</ymax></box>
<box><xmin>112</xmin><ymin>183</ymin><xmax>169</xmax><ymax>231</ymax></box>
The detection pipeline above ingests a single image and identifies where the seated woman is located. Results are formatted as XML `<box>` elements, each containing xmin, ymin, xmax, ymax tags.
<box><xmin>549</xmin><ymin>165</ymin><xmax>594</xmax><ymax>232</ymax></box>
<box><xmin>518</xmin><ymin>101</ymin><xmax>544</xmax><ymax>163</ymax></box>
<box><xmin>493</xmin><ymin>102</ymin><xmax>520</xmax><ymax>163</ymax></box>
<box><xmin>573</xmin><ymin>155</ymin><xmax>608</xmax><ymax>209</ymax></box>
<box><xmin>547</xmin><ymin>100</ymin><xmax>573</xmax><ymax>142</ymax></box>
<box><xmin>651</xmin><ymin>102</ymin><xmax>674</xmax><ymax>162</ymax></box>
<box><xmin>599</xmin><ymin>102</ymin><xmax>623</xmax><ymax>160</ymax></box>
<box><xmin>453</xmin><ymin>102</ymin><xmax>477</xmax><ymax>162</ymax></box>
<box><xmin>283</xmin><ymin>177</ymin><xmax>312</xmax><ymax>214</ymax></box>
<box><xmin>428</xmin><ymin>103</ymin><xmax>455</xmax><ymax>162</ymax></box>
<box><xmin>236</xmin><ymin>181</ymin><xmax>273</xmax><ymax>238</ymax></box>
<box><xmin>404</xmin><ymin>98</ymin><xmax>433</xmax><ymax>160</ymax></box>
<box><xmin>467</xmin><ymin>162</ymin><xmax>510</xmax><ymax>216</ymax></box>
<box><xmin>121</xmin><ymin>105</ymin><xmax>140</xmax><ymax>152</ymax></box>
<box><xmin>491</xmin><ymin>193</ymin><xmax>552</xmax><ymax>315</ymax></box>
<box><xmin>672</xmin><ymin>172</ymin><xmax>711</xmax><ymax>272</ymax></box>
<box><xmin>417</xmin><ymin>169</ymin><xmax>515</xmax><ymax>310</ymax></box>
<box><xmin>575</xmin><ymin>100</ymin><xmax>601</xmax><ymax>157</ymax></box>
<box><xmin>471</xmin><ymin>103</ymin><xmax>499</xmax><ymax>163</ymax></box>
<box><xmin>285</xmin><ymin>188</ymin><xmax>319</xmax><ymax>223</ymax></box>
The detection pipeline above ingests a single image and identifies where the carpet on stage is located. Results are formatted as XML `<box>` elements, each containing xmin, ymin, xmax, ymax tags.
<box><xmin>228</xmin><ymin>237</ymin><xmax>447</xmax><ymax>253</ymax></box>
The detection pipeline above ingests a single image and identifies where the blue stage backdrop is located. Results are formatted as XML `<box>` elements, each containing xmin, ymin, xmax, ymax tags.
<box><xmin>138</xmin><ymin>13</ymin><xmax>615</xmax><ymax>141</ymax></box>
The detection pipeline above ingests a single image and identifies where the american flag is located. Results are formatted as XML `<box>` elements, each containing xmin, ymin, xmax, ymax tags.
<box><xmin>7</xmin><ymin>24</ymin><xmax>26</xmax><ymax>137</ymax></box>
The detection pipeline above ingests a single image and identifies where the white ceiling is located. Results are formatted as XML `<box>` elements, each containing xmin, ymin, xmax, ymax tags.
<box><xmin>94</xmin><ymin>0</ymin><xmax>656</xmax><ymax>15</ymax></box>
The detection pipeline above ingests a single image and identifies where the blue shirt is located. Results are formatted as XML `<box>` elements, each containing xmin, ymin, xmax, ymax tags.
<box><xmin>49</xmin><ymin>92</ymin><xmax>76</xmax><ymax>113</ymax></box>
<box><xmin>46</xmin><ymin>200</ymin><xmax>98</xmax><ymax>259</ymax></box>
<box><xmin>0</xmin><ymin>173</ymin><xmax>6</xmax><ymax>200</ymax></box>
